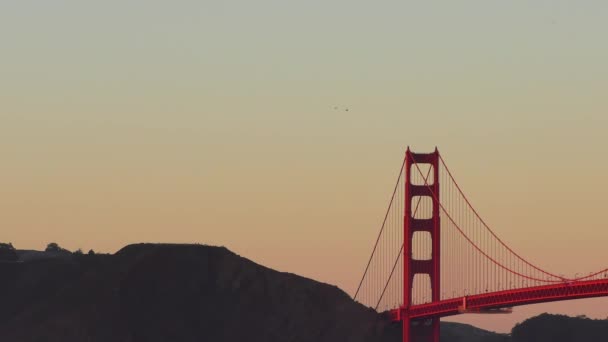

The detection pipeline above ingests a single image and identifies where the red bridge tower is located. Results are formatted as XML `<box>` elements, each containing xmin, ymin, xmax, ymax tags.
<box><xmin>401</xmin><ymin>148</ymin><xmax>441</xmax><ymax>342</ymax></box>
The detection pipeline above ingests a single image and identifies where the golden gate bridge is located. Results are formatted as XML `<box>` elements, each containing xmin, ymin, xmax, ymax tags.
<box><xmin>353</xmin><ymin>148</ymin><xmax>608</xmax><ymax>342</ymax></box>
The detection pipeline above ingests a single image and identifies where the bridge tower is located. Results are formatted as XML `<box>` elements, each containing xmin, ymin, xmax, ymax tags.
<box><xmin>402</xmin><ymin>148</ymin><xmax>440</xmax><ymax>342</ymax></box>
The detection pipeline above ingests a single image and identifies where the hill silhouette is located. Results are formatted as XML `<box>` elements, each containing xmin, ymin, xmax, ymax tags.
<box><xmin>0</xmin><ymin>243</ymin><xmax>601</xmax><ymax>341</ymax></box>
<box><xmin>0</xmin><ymin>243</ymin><xmax>387</xmax><ymax>341</ymax></box>
<box><xmin>511</xmin><ymin>313</ymin><xmax>608</xmax><ymax>342</ymax></box>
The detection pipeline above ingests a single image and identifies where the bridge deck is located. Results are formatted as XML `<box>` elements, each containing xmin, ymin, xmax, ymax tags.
<box><xmin>391</xmin><ymin>279</ymin><xmax>608</xmax><ymax>320</ymax></box>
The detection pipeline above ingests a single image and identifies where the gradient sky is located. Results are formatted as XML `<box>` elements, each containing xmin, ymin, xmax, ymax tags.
<box><xmin>2</xmin><ymin>1</ymin><xmax>608</xmax><ymax>332</ymax></box>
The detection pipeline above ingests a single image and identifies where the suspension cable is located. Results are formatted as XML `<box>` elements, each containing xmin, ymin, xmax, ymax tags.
<box><xmin>354</xmin><ymin>157</ymin><xmax>406</xmax><ymax>300</ymax></box>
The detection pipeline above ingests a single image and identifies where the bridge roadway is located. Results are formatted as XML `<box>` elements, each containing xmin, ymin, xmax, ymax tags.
<box><xmin>391</xmin><ymin>278</ymin><xmax>608</xmax><ymax>320</ymax></box>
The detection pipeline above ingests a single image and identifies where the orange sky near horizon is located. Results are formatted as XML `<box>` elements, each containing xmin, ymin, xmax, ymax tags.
<box><xmin>2</xmin><ymin>1</ymin><xmax>608</xmax><ymax>333</ymax></box>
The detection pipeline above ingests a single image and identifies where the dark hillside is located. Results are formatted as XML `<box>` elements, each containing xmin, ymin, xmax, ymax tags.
<box><xmin>512</xmin><ymin>313</ymin><xmax>608</xmax><ymax>342</ymax></box>
<box><xmin>0</xmin><ymin>244</ymin><xmax>385</xmax><ymax>342</ymax></box>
